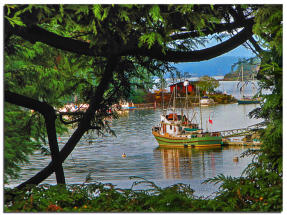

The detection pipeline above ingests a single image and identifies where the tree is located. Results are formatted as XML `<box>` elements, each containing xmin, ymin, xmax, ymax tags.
<box><xmin>4</xmin><ymin>4</ymin><xmax>265</xmax><ymax>189</ymax></box>
<box><xmin>205</xmin><ymin>5</ymin><xmax>282</xmax><ymax>211</ymax></box>
<box><xmin>196</xmin><ymin>75</ymin><xmax>220</xmax><ymax>94</ymax></box>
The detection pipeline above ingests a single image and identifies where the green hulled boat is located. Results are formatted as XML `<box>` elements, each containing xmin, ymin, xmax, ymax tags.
<box><xmin>237</xmin><ymin>97</ymin><xmax>261</xmax><ymax>104</ymax></box>
<box><xmin>152</xmin><ymin>113</ymin><xmax>222</xmax><ymax>147</ymax></box>
<box><xmin>152</xmin><ymin>80</ymin><xmax>222</xmax><ymax>148</ymax></box>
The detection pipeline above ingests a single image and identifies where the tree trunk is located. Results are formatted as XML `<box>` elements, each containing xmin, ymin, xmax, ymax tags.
<box><xmin>44</xmin><ymin>107</ymin><xmax>66</xmax><ymax>184</ymax></box>
<box><xmin>16</xmin><ymin>56</ymin><xmax>119</xmax><ymax>189</ymax></box>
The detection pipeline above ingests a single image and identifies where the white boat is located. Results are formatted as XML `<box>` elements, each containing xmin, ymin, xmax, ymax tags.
<box><xmin>200</xmin><ymin>97</ymin><xmax>215</xmax><ymax>106</ymax></box>
<box><xmin>119</xmin><ymin>101</ymin><xmax>136</xmax><ymax>110</ymax></box>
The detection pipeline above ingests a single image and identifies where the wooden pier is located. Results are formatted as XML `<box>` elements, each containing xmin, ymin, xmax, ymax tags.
<box><xmin>218</xmin><ymin>122</ymin><xmax>266</xmax><ymax>138</ymax></box>
<box><xmin>218</xmin><ymin>122</ymin><xmax>266</xmax><ymax>146</ymax></box>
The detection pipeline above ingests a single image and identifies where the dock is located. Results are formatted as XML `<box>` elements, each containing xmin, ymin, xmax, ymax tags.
<box><xmin>219</xmin><ymin>122</ymin><xmax>265</xmax><ymax>146</ymax></box>
<box><xmin>218</xmin><ymin>122</ymin><xmax>266</xmax><ymax>138</ymax></box>
<box><xmin>222</xmin><ymin>139</ymin><xmax>262</xmax><ymax>146</ymax></box>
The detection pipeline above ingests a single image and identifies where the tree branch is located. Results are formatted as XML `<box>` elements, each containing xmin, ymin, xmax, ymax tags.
<box><xmin>248</xmin><ymin>36</ymin><xmax>263</xmax><ymax>54</ymax></box>
<box><xmin>169</xmin><ymin>18</ymin><xmax>254</xmax><ymax>40</ymax></box>
<box><xmin>5</xmin><ymin>91</ymin><xmax>66</xmax><ymax>185</ymax></box>
<box><xmin>6</xmin><ymin>17</ymin><xmax>254</xmax><ymax>63</ymax></box>
<box><xmin>123</xmin><ymin>24</ymin><xmax>254</xmax><ymax>62</ymax></box>
<box><xmin>5</xmin><ymin>19</ymin><xmax>97</xmax><ymax>57</ymax></box>
<box><xmin>16</xmin><ymin>57</ymin><xmax>120</xmax><ymax>189</ymax></box>
<box><xmin>59</xmin><ymin>114</ymin><xmax>81</xmax><ymax>125</ymax></box>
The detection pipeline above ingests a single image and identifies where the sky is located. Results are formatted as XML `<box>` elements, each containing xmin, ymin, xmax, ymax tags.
<box><xmin>172</xmin><ymin>35</ymin><xmax>256</xmax><ymax>77</ymax></box>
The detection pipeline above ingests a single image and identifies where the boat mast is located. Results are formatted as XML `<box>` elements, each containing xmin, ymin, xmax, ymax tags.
<box><xmin>161</xmin><ymin>78</ymin><xmax>164</xmax><ymax>111</ymax></box>
<box><xmin>184</xmin><ymin>80</ymin><xmax>189</xmax><ymax>119</ymax></box>
<box><xmin>173</xmin><ymin>83</ymin><xmax>176</xmax><ymax>121</ymax></box>
<box><xmin>241</xmin><ymin>65</ymin><xmax>245</xmax><ymax>98</ymax></box>
<box><xmin>198</xmin><ymin>86</ymin><xmax>203</xmax><ymax>129</ymax></box>
<box><xmin>252</xmin><ymin>73</ymin><xmax>257</xmax><ymax>97</ymax></box>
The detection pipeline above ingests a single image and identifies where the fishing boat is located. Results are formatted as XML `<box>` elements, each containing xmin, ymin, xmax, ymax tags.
<box><xmin>237</xmin><ymin>65</ymin><xmax>261</xmax><ymax>104</ymax></box>
<box><xmin>152</xmin><ymin>80</ymin><xmax>222</xmax><ymax>148</ymax></box>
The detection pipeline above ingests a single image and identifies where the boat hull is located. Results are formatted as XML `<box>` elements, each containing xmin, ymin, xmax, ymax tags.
<box><xmin>237</xmin><ymin>99</ymin><xmax>260</xmax><ymax>104</ymax></box>
<box><xmin>152</xmin><ymin>131</ymin><xmax>222</xmax><ymax>147</ymax></box>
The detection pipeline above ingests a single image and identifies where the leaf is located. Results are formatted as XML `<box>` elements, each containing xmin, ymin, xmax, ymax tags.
<box><xmin>101</xmin><ymin>7</ymin><xmax>110</xmax><ymax>21</ymax></box>
<box><xmin>93</xmin><ymin>5</ymin><xmax>102</xmax><ymax>20</ymax></box>
<box><xmin>149</xmin><ymin>5</ymin><xmax>162</xmax><ymax>22</ymax></box>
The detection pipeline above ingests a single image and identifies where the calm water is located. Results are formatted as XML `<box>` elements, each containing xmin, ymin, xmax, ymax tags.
<box><xmin>9</xmin><ymin>103</ymin><xmax>263</xmax><ymax>197</ymax></box>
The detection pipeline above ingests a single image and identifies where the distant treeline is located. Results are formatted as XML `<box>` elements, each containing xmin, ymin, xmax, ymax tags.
<box><xmin>223</xmin><ymin>57</ymin><xmax>260</xmax><ymax>81</ymax></box>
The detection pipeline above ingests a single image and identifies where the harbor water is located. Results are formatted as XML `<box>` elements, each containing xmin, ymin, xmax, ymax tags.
<box><xmin>8</xmin><ymin>103</ymin><xmax>263</xmax><ymax>197</ymax></box>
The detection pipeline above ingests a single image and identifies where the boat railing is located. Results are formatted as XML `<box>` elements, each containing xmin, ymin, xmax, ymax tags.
<box><xmin>152</xmin><ymin>126</ymin><xmax>160</xmax><ymax>132</ymax></box>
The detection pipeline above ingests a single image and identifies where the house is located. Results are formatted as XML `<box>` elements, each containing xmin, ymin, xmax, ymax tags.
<box><xmin>169</xmin><ymin>81</ymin><xmax>195</xmax><ymax>94</ymax></box>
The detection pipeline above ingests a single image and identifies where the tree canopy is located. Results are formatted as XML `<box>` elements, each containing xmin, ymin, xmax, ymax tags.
<box><xmin>4</xmin><ymin>6</ymin><xmax>282</xmax><ymax>209</ymax></box>
<box><xmin>196</xmin><ymin>75</ymin><xmax>220</xmax><ymax>94</ymax></box>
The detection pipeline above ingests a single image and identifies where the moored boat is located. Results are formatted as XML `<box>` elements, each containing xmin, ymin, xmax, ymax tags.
<box><xmin>237</xmin><ymin>97</ymin><xmax>260</xmax><ymax>104</ymax></box>
<box><xmin>119</xmin><ymin>100</ymin><xmax>136</xmax><ymax>109</ymax></box>
<box><xmin>237</xmin><ymin>65</ymin><xmax>261</xmax><ymax>105</ymax></box>
<box><xmin>152</xmin><ymin>80</ymin><xmax>222</xmax><ymax>148</ymax></box>
<box><xmin>152</xmin><ymin>113</ymin><xmax>222</xmax><ymax>147</ymax></box>
<box><xmin>200</xmin><ymin>96</ymin><xmax>215</xmax><ymax>106</ymax></box>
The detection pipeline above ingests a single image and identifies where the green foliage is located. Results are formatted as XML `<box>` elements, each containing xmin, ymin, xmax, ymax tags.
<box><xmin>205</xmin><ymin>5</ymin><xmax>283</xmax><ymax>212</ymax></box>
<box><xmin>204</xmin><ymin>172</ymin><xmax>282</xmax><ymax>212</ymax></box>
<box><xmin>196</xmin><ymin>75</ymin><xmax>219</xmax><ymax>94</ymax></box>
<box><xmin>2</xmin><ymin>181</ymin><xmax>204</xmax><ymax>212</ymax></box>
<box><xmin>4</xmin><ymin>181</ymin><xmax>196</xmax><ymax>212</ymax></box>
<box><xmin>4</xmin><ymin>4</ymin><xmax>283</xmax><ymax>212</ymax></box>
<box><xmin>4</xmin><ymin>102</ymin><xmax>69</xmax><ymax>182</ymax></box>
<box><xmin>4</xmin><ymin>174</ymin><xmax>282</xmax><ymax>212</ymax></box>
<box><xmin>129</xmin><ymin>89</ymin><xmax>146</xmax><ymax>104</ymax></box>
<box><xmin>139</xmin><ymin>32</ymin><xmax>164</xmax><ymax>49</ymax></box>
<box><xmin>4</xmin><ymin>36</ymin><xmax>89</xmax><ymax>181</ymax></box>
<box><xmin>208</xmin><ymin>94</ymin><xmax>236</xmax><ymax>104</ymax></box>
<box><xmin>4</xmin><ymin>104</ymin><xmax>40</xmax><ymax>182</ymax></box>
<box><xmin>253</xmin><ymin>5</ymin><xmax>282</xmax><ymax>55</ymax></box>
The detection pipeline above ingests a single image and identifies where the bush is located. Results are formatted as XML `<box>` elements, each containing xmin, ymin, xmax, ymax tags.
<box><xmin>4</xmin><ymin>176</ymin><xmax>282</xmax><ymax>212</ymax></box>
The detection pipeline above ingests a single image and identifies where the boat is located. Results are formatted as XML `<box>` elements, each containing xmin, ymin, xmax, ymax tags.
<box><xmin>152</xmin><ymin>80</ymin><xmax>222</xmax><ymax>148</ymax></box>
<box><xmin>199</xmin><ymin>96</ymin><xmax>215</xmax><ymax>106</ymax></box>
<box><xmin>237</xmin><ymin>65</ymin><xmax>261</xmax><ymax>104</ymax></box>
<box><xmin>119</xmin><ymin>100</ymin><xmax>136</xmax><ymax>110</ymax></box>
<box><xmin>237</xmin><ymin>96</ymin><xmax>260</xmax><ymax>104</ymax></box>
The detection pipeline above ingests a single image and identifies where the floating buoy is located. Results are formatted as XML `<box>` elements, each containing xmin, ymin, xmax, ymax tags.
<box><xmin>233</xmin><ymin>157</ymin><xmax>239</xmax><ymax>162</ymax></box>
<box><xmin>122</xmin><ymin>153</ymin><xmax>126</xmax><ymax>158</ymax></box>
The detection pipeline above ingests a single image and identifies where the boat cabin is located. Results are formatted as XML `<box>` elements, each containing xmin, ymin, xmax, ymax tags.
<box><xmin>159</xmin><ymin>113</ymin><xmax>199</xmax><ymax>136</ymax></box>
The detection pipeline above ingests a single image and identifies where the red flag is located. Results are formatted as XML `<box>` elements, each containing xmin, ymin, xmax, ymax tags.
<box><xmin>209</xmin><ymin>115</ymin><xmax>213</xmax><ymax>124</ymax></box>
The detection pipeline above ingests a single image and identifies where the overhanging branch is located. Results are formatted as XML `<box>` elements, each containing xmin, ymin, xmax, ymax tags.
<box><xmin>6</xmin><ymin>16</ymin><xmax>254</xmax><ymax>63</ymax></box>
<box><xmin>169</xmin><ymin>18</ymin><xmax>254</xmax><ymax>40</ymax></box>
<box><xmin>5</xmin><ymin>20</ymin><xmax>97</xmax><ymax>57</ymax></box>
<box><xmin>124</xmin><ymin>24</ymin><xmax>254</xmax><ymax>62</ymax></box>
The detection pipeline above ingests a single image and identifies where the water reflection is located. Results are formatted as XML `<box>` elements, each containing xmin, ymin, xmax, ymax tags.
<box><xmin>159</xmin><ymin>147</ymin><xmax>191</xmax><ymax>179</ymax></box>
<box><xmin>155</xmin><ymin>145</ymin><xmax>257</xmax><ymax>181</ymax></box>
<box><xmin>156</xmin><ymin>146</ymin><xmax>223</xmax><ymax>180</ymax></box>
